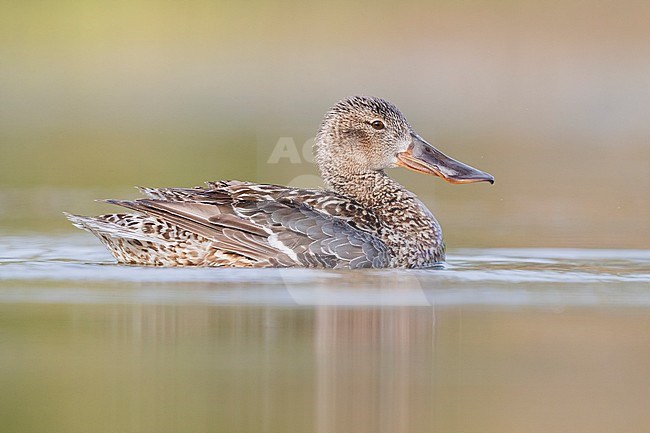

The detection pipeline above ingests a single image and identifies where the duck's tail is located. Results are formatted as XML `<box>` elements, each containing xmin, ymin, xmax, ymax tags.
<box><xmin>64</xmin><ymin>212</ymin><xmax>181</xmax><ymax>265</ymax></box>
<box><xmin>64</xmin><ymin>212</ymin><xmax>165</xmax><ymax>243</ymax></box>
<box><xmin>64</xmin><ymin>211</ymin><xmax>250</xmax><ymax>266</ymax></box>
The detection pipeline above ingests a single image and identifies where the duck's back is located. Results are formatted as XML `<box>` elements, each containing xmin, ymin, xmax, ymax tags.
<box><xmin>67</xmin><ymin>181</ymin><xmax>390</xmax><ymax>268</ymax></box>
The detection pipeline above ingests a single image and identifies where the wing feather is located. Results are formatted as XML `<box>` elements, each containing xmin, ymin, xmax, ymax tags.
<box><xmin>103</xmin><ymin>180</ymin><xmax>391</xmax><ymax>268</ymax></box>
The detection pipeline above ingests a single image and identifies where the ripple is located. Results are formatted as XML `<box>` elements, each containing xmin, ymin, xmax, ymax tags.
<box><xmin>1</xmin><ymin>233</ymin><xmax>649</xmax><ymax>307</ymax></box>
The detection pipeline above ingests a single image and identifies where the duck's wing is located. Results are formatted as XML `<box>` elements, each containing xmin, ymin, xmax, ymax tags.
<box><xmin>106</xmin><ymin>181</ymin><xmax>390</xmax><ymax>268</ymax></box>
<box><xmin>142</xmin><ymin>180</ymin><xmax>383</xmax><ymax>233</ymax></box>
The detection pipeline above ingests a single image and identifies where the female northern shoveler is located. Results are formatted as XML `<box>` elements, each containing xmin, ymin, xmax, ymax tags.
<box><xmin>67</xmin><ymin>96</ymin><xmax>493</xmax><ymax>268</ymax></box>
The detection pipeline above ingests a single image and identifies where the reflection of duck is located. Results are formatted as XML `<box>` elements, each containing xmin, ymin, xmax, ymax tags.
<box><xmin>67</xmin><ymin>96</ymin><xmax>493</xmax><ymax>268</ymax></box>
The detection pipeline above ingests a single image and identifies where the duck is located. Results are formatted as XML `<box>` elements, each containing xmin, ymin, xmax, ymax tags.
<box><xmin>67</xmin><ymin>96</ymin><xmax>494</xmax><ymax>269</ymax></box>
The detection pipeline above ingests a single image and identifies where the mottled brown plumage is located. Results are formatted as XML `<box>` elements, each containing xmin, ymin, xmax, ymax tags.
<box><xmin>67</xmin><ymin>96</ymin><xmax>493</xmax><ymax>268</ymax></box>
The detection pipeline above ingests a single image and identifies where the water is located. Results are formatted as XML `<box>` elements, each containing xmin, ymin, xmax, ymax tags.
<box><xmin>1</xmin><ymin>234</ymin><xmax>649</xmax><ymax>433</ymax></box>
<box><xmin>2</xmin><ymin>234</ymin><xmax>649</xmax><ymax>308</ymax></box>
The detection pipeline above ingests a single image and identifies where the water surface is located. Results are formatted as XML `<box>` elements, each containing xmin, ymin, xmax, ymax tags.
<box><xmin>1</xmin><ymin>234</ymin><xmax>649</xmax><ymax>433</ymax></box>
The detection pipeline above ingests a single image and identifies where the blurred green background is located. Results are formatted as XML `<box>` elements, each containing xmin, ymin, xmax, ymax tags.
<box><xmin>1</xmin><ymin>0</ymin><xmax>648</xmax><ymax>248</ymax></box>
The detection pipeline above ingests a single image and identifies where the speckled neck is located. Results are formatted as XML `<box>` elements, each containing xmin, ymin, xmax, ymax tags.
<box><xmin>320</xmin><ymin>164</ymin><xmax>446</xmax><ymax>266</ymax></box>
<box><xmin>314</xmin><ymin>131</ymin><xmax>404</xmax><ymax>209</ymax></box>
<box><xmin>321</xmin><ymin>167</ymin><xmax>394</xmax><ymax>208</ymax></box>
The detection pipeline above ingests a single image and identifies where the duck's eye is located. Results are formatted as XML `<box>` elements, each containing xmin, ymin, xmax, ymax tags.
<box><xmin>371</xmin><ymin>120</ymin><xmax>385</xmax><ymax>130</ymax></box>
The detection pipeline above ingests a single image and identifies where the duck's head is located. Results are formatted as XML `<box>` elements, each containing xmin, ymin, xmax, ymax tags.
<box><xmin>315</xmin><ymin>96</ymin><xmax>494</xmax><ymax>185</ymax></box>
